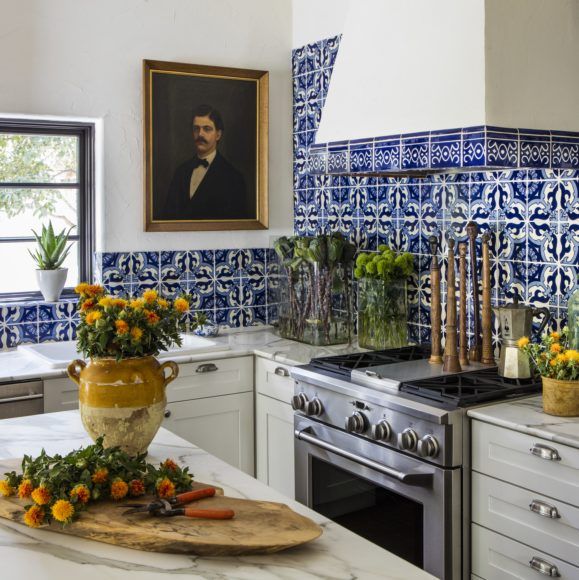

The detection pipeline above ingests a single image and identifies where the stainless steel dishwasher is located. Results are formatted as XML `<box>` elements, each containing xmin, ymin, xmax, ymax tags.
<box><xmin>0</xmin><ymin>380</ymin><xmax>43</xmax><ymax>419</ymax></box>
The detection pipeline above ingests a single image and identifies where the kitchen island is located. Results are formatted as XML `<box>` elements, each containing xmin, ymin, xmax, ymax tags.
<box><xmin>0</xmin><ymin>411</ymin><xmax>434</xmax><ymax>580</ymax></box>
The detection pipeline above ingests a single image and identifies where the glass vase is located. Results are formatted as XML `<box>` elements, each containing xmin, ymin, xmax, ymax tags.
<box><xmin>357</xmin><ymin>278</ymin><xmax>408</xmax><ymax>350</ymax></box>
<box><xmin>569</xmin><ymin>286</ymin><xmax>579</xmax><ymax>350</ymax></box>
<box><xmin>278</xmin><ymin>263</ymin><xmax>353</xmax><ymax>346</ymax></box>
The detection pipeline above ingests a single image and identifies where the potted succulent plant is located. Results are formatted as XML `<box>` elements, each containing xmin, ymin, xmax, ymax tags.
<box><xmin>29</xmin><ymin>221</ymin><xmax>73</xmax><ymax>302</ymax></box>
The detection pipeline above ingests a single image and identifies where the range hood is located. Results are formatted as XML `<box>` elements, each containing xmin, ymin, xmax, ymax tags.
<box><xmin>309</xmin><ymin>0</ymin><xmax>579</xmax><ymax>174</ymax></box>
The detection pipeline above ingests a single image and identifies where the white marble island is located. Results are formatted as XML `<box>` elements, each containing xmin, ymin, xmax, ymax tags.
<box><xmin>0</xmin><ymin>411</ymin><xmax>434</xmax><ymax>580</ymax></box>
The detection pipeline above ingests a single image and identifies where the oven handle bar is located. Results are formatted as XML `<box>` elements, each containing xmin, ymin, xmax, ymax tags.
<box><xmin>295</xmin><ymin>428</ymin><xmax>434</xmax><ymax>486</ymax></box>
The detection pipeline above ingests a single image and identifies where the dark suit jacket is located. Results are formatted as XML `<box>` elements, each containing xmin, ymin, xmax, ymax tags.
<box><xmin>159</xmin><ymin>152</ymin><xmax>252</xmax><ymax>221</ymax></box>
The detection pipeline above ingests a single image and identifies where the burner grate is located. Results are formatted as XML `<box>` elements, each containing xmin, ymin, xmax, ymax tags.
<box><xmin>400</xmin><ymin>367</ymin><xmax>541</xmax><ymax>407</ymax></box>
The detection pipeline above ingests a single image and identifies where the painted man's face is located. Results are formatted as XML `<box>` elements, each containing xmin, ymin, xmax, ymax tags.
<box><xmin>192</xmin><ymin>115</ymin><xmax>222</xmax><ymax>157</ymax></box>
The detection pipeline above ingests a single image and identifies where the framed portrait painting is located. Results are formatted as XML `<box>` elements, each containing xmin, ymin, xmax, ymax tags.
<box><xmin>143</xmin><ymin>60</ymin><xmax>268</xmax><ymax>231</ymax></box>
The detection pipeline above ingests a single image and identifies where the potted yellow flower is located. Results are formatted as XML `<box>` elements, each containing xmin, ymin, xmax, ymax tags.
<box><xmin>518</xmin><ymin>328</ymin><xmax>579</xmax><ymax>416</ymax></box>
<box><xmin>67</xmin><ymin>284</ymin><xmax>190</xmax><ymax>454</ymax></box>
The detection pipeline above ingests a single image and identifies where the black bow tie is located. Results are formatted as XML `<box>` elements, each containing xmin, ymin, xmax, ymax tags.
<box><xmin>193</xmin><ymin>157</ymin><xmax>209</xmax><ymax>169</ymax></box>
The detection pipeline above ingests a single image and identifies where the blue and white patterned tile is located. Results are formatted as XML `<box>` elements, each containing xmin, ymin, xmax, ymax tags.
<box><xmin>292</xmin><ymin>46</ymin><xmax>307</xmax><ymax>76</ymax></box>
<box><xmin>321</xmin><ymin>35</ymin><xmax>340</xmax><ymax>68</ymax></box>
<box><xmin>349</xmin><ymin>141</ymin><xmax>373</xmax><ymax>173</ymax></box>
<box><xmin>430</xmin><ymin>130</ymin><xmax>461</xmax><ymax>169</ymax></box>
<box><xmin>401</xmin><ymin>133</ymin><xmax>429</xmax><ymax>170</ymax></box>
<box><xmin>374</xmin><ymin>137</ymin><xmax>401</xmax><ymax>172</ymax></box>
<box><xmin>519</xmin><ymin>131</ymin><xmax>551</xmax><ymax>168</ymax></box>
<box><xmin>551</xmin><ymin>132</ymin><xmax>579</xmax><ymax>169</ymax></box>
<box><xmin>327</xmin><ymin>142</ymin><xmax>348</xmax><ymax>174</ymax></box>
<box><xmin>486</xmin><ymin>128</ymin><xmax>519</xmax><ymax>167</ymax></box>
<box><xmin>306</xmin><ymin>41</ymin><xmax>322</xmax><ymax>73</ymax></box>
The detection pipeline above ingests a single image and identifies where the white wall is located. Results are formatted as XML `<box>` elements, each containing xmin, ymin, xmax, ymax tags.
<box><xmin>0</xmin><ymin>0</ymin><xmax>293</xmax><ymax>252</ymax></box>
<box><xmin>315</xmin><ymin>0</ymin><xmax>486</xmax><ymax>142</ymax></box>
<box><xmin>292</xmin><ymin>0</ymin><xmax>348</xmax><ymax>47</ymax></box>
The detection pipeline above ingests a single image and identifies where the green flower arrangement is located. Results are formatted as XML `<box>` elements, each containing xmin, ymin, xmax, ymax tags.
<box><xmin>354</xmin><ymin>246</ymin><xmax>414</xmax><ymax>281</ymax></box>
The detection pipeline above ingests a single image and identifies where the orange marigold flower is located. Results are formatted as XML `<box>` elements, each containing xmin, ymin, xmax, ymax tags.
<box><xmin>162</xmin><ymin>459</ymin><xmax>178</xmax><ymax>472</ymax></box>
<box><xmin>91</xmin><ymin>468</ymin><xmax>109</xmax><ymax>484</ymax></box>
<box><xmin>173</xmin><ymin>297</ymin><xmax>189</xmax><ymax>313</ymax></box>
<box><xmin>143</xmin><ymin>289</ymin><xmax>158</xmax><ymax>304</ymax></box>
<box><xmin>550</xmin><ymin>359</ymin><xmax>558</xmax><ymax>367</ymax></box>
<box><xmin>85</xmin><ymin>310</ymin><xmax>102</xmax><ymax>325</ymax></box>
<box><xmin>23</xmin><ymin>505</ymin><xmax>45</xmax><ymax>528</ymax></box>
<box><xmin>110</xmin><ymin>479</ymin><xmax>129</xmax><ymax>501</ymax></box>
<box><xmin>130</xmin><ymin>298</ymin><xmax>145</xmax><ymax>309</ymax></box>
<box><xmin>516</xmin><ymin>336</ymin><xmax>530</xmax><ymax>348</ymax></box>
<box><xmin>129</xmin><ymin>479</ymin><xmax>146</xmax><ymax>497</ymax></box>
<box><xmin>98</xmin><ymin>297</ymin><xmax>113</xmax><ymax>308</ymax></box>
<box><xmin>85</xmin><ymin>284</ymin><xmax>104</xmax><ymax>298</ymax></box>
<box><xmin>158</xmin><ymin>298</ymin><xmax>169</xmax><ymax>309</ymax></box>
<box><xmin>0</xmin><ymin>479</ymin><xmax>14</xmax><ymax>497</ymax></box>
<box><xmin>112</xmin><ymin>298</ymin><xmax>128</xmax><ymax>308</ymax></box>
<box><xmin>550</xmin><ymin>331</ymin><xmax>561</xmax><ymax>341</ymax></box>
<box><xmin>70</xmin><ymin>484</ymin><xmax>91</xmax><ymax>504</ymax></box>
<box><xmin>80</xmin><ymin>299</ymin><xmax>95</xmax><ymax>312</ymax></box>
<box><xmin>145</xmin><ymin>310</ymin><xmax>160</xmax><ymax>325</ymax></box>
<box><xmin>51</xmin><ymin>499</ymin><xmax>75</xmax><ymax>523</ymax></box>
<box><xmin>31</xmin><ymin>485</ymin><xmax>52</xmax><ymax>506</ymax></box>
<box><xmin>115</xmin><ymin>319</ymin><xmax>129</xmax><ymax>335</ymax></box>
<box><xmin>130</xmin><ymin>326</ymin><xmax>143</xmax><ymax>341</ymax></box>
<box><xmin>156</xmin><ymin>477</ymin><xmax>176</xmax><ymax>499</ymax></box>
<box><xmin>550</xmin><ymin>343</ymin><xmax>562</xmax><ymax>354</ymax></box>
<box><xmin>17</xmin><ymin>479</ymin><xmax>34</xmax><ymax>499</ymax></box>
<box><xmin>75</xmin><ymin>283</ymin><xmax>90</xmax><ymax>295</ymax></box>
<box><xmin>566</xmin><ymin>350</ymin><xmax>579</xmax><ymax>362</ymax></box>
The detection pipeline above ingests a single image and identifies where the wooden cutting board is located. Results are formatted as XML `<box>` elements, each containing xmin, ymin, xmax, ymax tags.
<box><xmin>0</xmin><ymin>481</ymin><xmax>322</xmax><ymax>556</ymax></box>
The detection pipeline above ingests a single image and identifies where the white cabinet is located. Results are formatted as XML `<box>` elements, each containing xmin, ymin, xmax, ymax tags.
<box><xmin>255</xmin><ymin>357</ymin><xmax>295</xmax><ymax>498</ymax></box>
<box><xmin>43</xmin><ymin>377</ymin><xmax>79</xmax><ymax>413</ymax></box>
<box><xmin>472</xmin><ymin>420</ymin><xmax>579</xmax><ymax>578</ymax></box>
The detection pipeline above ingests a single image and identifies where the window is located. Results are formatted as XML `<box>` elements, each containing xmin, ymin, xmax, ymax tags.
<box><xmin>0</xmin><ymin>119</ymin><xmax>94</xmax><ymax>301</ymax></box>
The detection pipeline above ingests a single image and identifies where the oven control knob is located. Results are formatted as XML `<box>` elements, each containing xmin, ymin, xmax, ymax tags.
<box><xmin>304</xmin><ymin>398</ymin><xmax>324</xmax><ymax>417</ymax></box>
<box><xmin>371</xmin><ymin>420</ymin><xmax>392</xmax><ymax>441</ymax></box>
<box><xmin>417</xmin><ymin>435</ymin><xmax>440</xmax><ymax>458</ymax></box>
<box><xmin>291</xmin><ymin>393</ymin><xmax>308</xmax><ymax>411</ymax></box>
<box><xmin>345</xmin><ymin>412</ymin><xmax>367</xmax><ymax>434</ymax></box>
<box><xmin>397</xmin><ymin>428</ymin><xmax>418</xmax><ymax>451</ymax></box>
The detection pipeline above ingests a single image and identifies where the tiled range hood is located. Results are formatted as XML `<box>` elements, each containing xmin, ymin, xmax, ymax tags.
<box><xmin>308</xmin><ymin>0</ymin><xmax>579</xmax><ymax>174</ymax></box>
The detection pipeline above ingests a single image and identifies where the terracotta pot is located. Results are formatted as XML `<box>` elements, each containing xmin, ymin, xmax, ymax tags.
<box><xmin>67</xmin><ymin>356</ymin><xmax>179</xmax><ymax>455</ymax></box>
<box><xmin>542</xmin><ymin>376</ymin><xmax>579</xmax><ymax>417</ymax></box>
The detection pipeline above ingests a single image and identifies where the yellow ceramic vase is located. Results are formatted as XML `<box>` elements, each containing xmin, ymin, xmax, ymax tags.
<box><xmin>68</xmin><ymin>356</ymin><xmax>179</xmax><ymax>455</ymax></box>
<box><xmin>542</xmin><ymin>376</ymin><xmax>579</xmax><ymax>417</ymax></box>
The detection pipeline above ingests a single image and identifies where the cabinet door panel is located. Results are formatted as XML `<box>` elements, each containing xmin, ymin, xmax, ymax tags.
<box><xmin>256</xmin><ymin>394</ymin><xmax>295</xmax><ymax>499</ymax></box>
<box><xmin>163</xmin><ymin>392</ymin><xmax>254</xmax><ymax>476</ymax></box>
<box><xmin>255</xmin><ymin>357</ymin><xmax>294</xmax><ymax>403</ymax></box>
<box><xmin>44</xmin><ymin>378</ymin><xmax>79</xmax><ymax>413</ymax></box>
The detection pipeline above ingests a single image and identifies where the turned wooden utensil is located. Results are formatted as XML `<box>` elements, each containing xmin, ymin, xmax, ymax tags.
<box><xmin>458</xmin><ymin>243</ymin><xmax>469</xmax><ymax>367</ymax></box>
<box><xmin>443</xmin><ymin>238</ymin><xmax>462</xmax><ymax>373</ymax></box>
<box><xmin>467</xmin><ymin>221</ymin><xmax>482</xmax><ymax>362</ymax></box>
<box><xmin>429</xmin><ymin>235</ymin><xmax>443</xmax><ymax>364</ymax></box>
<box><xmin>481</xmin><ymin>232</ymin><xmax>495</xmax><ymax>365</ymax></box>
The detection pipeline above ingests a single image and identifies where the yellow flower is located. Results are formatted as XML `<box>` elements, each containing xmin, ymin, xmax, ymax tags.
<box><xmin>74</xmin><ymin>283</ymin><xmax>90</xmax><ymax>295</ymax></box>
<box><xmin>98</xmin><ymin>297</ymin><xmax>113</xmax><ymax>308</ymax></box>
<box><xmin>156</xmin><ymin>477</ymin><xmax>176</xmax><ymax>499</ymax></box>
<box><xmin>551</xmin><ymin>343</ymin><xmax>563</xmax><ymax>354</ymax></box>
<box><xmin>0</xmin><ymin>479</ymin><xmax>14</xmax><ymax>497</ymax></box>
<box><xmin>86</xmin><ymin>284</ymin><xmax>104</xmax><ymax>298</ymax></box>
<box><xmin>550</xmin><ymin>359</ymin><xmax>558</xmax><ymax>367</ymax></box>
<box><xmin>70</xmin><ymin>484</ymin><xmax>91</xmax><ymax>504</ymax></box>
<box><xmin>158</xmin><ymin>298</ymin><xmax>169</xmax><ymax>309</ymax></box>
<box><xmin>31</xmin><ymin>485</ymin><xmax>52</xmax><ymax>506</ymax></box>
<box><xmin>129</xmin><ymin>298</ymin><xmax>145</xmax><ymax>309</ymax></box>
<box><xmin>17</xmin><ymin>479</ymin><xmax>34</xmax><ymax>499</ymax></box>
<box><xmin>144</xmin><ymin>310</ymin><xmax>160</xmax><ymax>325</ymax></box>
<box><xmin>129</xmin><ymin>479</ymin><xmax>145</xmax><ymax>497</ymax></box>
<box><xmin>23</xmin><ymin>505</ymin><xmax>45</xmax><ymax>528</ymax></box>
<box><xmin>110</xmin><ymin>479</ymin><xmax>129</xmax><ymax>500</ymax></box>
<box><xmin>112</xmin><ymin>298</ymin><xmax>128</xmax><ymax>308</ymax></box>
<box><xmin>174</xmin><ymin>297</ymin><xmax>189</xmax><ymax>313</ymax></box>
<box><xmin>115</xmin><ymin>319</ymin><xmax>129</xmax><ymax>335</ymax></box>
<box><xmin>91</xmin><ymin>467</ymin><xmax>109</xmax><ymax>484</ymax></box>
<box><xmin>565</xmin><ymin>350</ymin><xmax>579</xmax><ymax>362</ymax></box>
<box><xmin>51</xmin><ymin>499</ymin><xmax>75</xmax><ymax>523</ymax></box>
<box><xmin>143</xmin><ymin>289</ymin><xmax>158</xmax><ymax>304</ymax></box>
<box><xmin>550</xmin><ymin>331</ymin><xmax>561</xmax><ymax>341</ymax></box>
<box><xmin>80</xmin><ymin>299</ymin><xmax>95</xmax><ymax>312</ymax></box>
<box><xmin>85</xmin><ymin>310</ymin><xmax>102</xmax><ymax>325</ymax></box>
<box><xmin>516</xmin><ymin>336</ymin><xmax>530</xmax><ymax>348</ymax></box>
<box><xmin>556</xmin><ymin>353</ymin><xmax>568</xmax><ymax>364</ymax></box>
<box><xmin>130</xmin><ymin>327</ymin><xmax>143</xmax><ymax>341</ymax></box>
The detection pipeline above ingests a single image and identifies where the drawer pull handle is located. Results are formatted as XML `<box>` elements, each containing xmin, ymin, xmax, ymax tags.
<box><xmin>196</xmin><ymin>363</ymin><xmax>218</xmax><ymax>374</ymax></box>
<box><xmin>274</xmin><ymin>367</ymin><xmax>290</xmax><ymax>377</ymax></box>
<box><xmin>529</xmin><ymin>499</ymin><xmax>561</xmax><ymax>519</ymax></box>
<box><xmin>530</xmin><ymin>443</ymin><xmax>561</xmax><ymax>461</ymax></box>
<box><xmin>529</xmin><ymin>556</ymin><xmax>560</xmax><ymax>577</ymax></box>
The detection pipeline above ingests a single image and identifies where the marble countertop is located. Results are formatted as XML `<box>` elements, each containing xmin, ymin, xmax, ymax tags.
<box><xmin>0</xmin><ymin>411</ymin><xmax>433</xmax><ymax>579</ymax></box>
<box><xmin>468</xmin><ymin>396</ymin><xmax>579</xmax><ymax>450</ymax></box>
<box><xmin>0</xmin><ymin>328</ymin><xmax>365</xmax><ymax>384</ymax></box>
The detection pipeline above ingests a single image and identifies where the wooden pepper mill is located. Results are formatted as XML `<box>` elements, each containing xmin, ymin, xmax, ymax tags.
<box><xmin>458</xmin><ymin>243</ymin><xmax>470</xmax><ymax>367</ymax></box>
<box><xmin>467</xmin><ymin>221</ymin><xmax>482</xmax><ymax>362</ymax></box>
<box><xmin>443</xmin><ymin>238</ymin><xmax>462</xmax><ymax>373</ymax></box>
<box><xmin>429</xmin><ymin>235</ymin><xmax>443</xmax><ymax>364</ymax></box>
<box><xmin>481</xmin><ymin>232</ymin><xmax>495</xmax><ymax>365</ymax></box>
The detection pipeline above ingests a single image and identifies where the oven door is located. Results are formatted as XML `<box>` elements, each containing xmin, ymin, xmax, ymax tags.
<box><xmin>294</xmin><ymin>415</ymin><xmax>461</xmax><ymax>580</ymax></box>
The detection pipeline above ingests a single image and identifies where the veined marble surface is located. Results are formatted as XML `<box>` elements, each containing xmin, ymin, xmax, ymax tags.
<box><xmin>0</xmin><ymin>328</ymin><xmax>365</xmax><ymax>384</ymax></box>
<box><xmin>468</xmin><ymin>396</ymin><xmax>579</xmax><ymax>450</ymax></box>
<box><xmin>0</xmin><ymin>411</ymin><xmax>433</xmax><ymax>580</ymax></box>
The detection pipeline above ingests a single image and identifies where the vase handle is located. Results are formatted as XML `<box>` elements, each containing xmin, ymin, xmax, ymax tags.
<box><xmin>160</xmin><ymin>361</ymin><xmax>179</xmax><ymax>387</ymax></box>
<box><xmin>67</xmin><ymin>359</ymin><xmax>86</xmax><ymax>385</ymax></box>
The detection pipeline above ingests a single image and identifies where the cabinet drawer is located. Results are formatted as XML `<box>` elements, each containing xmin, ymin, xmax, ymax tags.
<box><xmin>473</xmin><ymin>472</ymin><xmax>579</xmax><ymax>567</ymax></box>
<box><xmin>166</xmin><ymin>356</ymin><xmax>253</xmax><ymax>402</ymax></box>
<box><xmin>255</xmin><ymin>357</ymin><xmax>294</xmax><ymax>403</ymax></box>
<box><xmin>43</xmin><ymin>377</ymin><xmax>79</xmax><ymax>413</ymax></box>
<box><xmin>472</xmin><ymin>421</ymin><xmax>579</xmax><ymax>507</ymax></box>
<box><xmin>472</xmin><ymin>524</ymin><xmax>579</xmax><ymax>579</ymax></box>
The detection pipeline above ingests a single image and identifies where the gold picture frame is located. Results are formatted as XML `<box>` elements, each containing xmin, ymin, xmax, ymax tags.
<box><xmin>143</xmin><ymin>60</ymin><xmax>268</xmax><ymax>231</ymax></box>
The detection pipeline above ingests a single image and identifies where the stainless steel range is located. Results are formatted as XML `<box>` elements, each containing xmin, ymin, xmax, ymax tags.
<box><xmin>290</xmin><ymin>346</ymin><xmax>541</xmax><ymax>580</ymax></box>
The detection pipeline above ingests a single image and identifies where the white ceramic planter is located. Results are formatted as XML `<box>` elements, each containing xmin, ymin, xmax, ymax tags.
<box><xmin>36</xmin><ymin>268</ymin><xmax>68</xmax><ymax>302</ymax></box>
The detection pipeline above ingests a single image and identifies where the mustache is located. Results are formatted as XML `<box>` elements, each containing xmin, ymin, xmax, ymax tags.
<box><xmin>195</xmin><ymin>137</ymin><xmax>208</xmax><ymax>144</ymax></box>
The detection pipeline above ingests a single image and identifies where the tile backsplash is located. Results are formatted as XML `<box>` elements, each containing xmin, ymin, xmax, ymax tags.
<box><xmin>293</xmin><ymin>36</ymin><xmax>579</xmax><ymax>343</ymax></box>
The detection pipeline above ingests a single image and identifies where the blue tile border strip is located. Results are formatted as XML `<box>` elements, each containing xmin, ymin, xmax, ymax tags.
<box><xmin>307</xmin><ymin>126</ymin><xmax>579</xmax><ymax>174</ymax></box>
